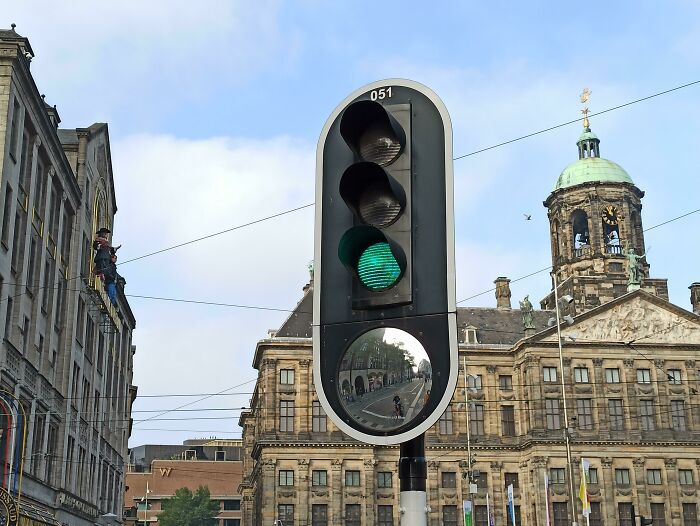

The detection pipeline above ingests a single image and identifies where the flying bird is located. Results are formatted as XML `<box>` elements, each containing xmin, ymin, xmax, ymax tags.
<box><xmin>523</xmin><ymin>214</ymin><xmax>532</xmax><ymax>220</ymax></box>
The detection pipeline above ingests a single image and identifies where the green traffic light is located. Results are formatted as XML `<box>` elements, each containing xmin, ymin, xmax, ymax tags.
<box><xmin>357</xmin><ymin>242</ymin><xmax>402</xmax><ymax>291</ymax></box>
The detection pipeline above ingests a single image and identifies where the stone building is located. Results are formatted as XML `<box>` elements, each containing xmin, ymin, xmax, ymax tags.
<box><xmin>239</xmin><ymin>120</ymin><xmax>700</xmax><ymax>526</ymax></box>
<box><xmin>124</xmin><ymin>439</ymin><xmax>244</xmax><ymax>526</ymax></box>
<box><xmin>0</xmin><ymin>26</ymin><xmax>136</xmax><ymax>525</ymax></box>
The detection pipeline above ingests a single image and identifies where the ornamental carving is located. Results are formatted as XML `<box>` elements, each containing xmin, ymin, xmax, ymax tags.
<box><xmin>444</xmin><ymin>492</ymin><xmax>457</xmax><ymax>500</ymax></box>
<box><xmin>311</xmin><ymin>490</ymin><xmax>329</xmax><ymax>497</ymax></box>
<box><xmin>345</xmin><ymin>490</ymin><xmax>363</xmax><ymax>498</ymax></box>
<box><xmin>428</xmin><ymin>461</ymin><xmax>439</xmax><ymax>470</ymax></box>
<box><xmin>624</xmin><ymin>359</ymin><xmax>635</xmax><ymax>368</ymax></box>
<box><xmin>487</xmin><ymin>366</ymin><xmax>498</xmax><ymax>373</ymax></box>
<box><xmin>552</xmin><ymin>486</ymin><xmax>567</xmax><ymax>495</ymax></box>
<box><xmin>633</xmin><ymin>458</ymin><xmax>646</xmax><ymax>468</ymax></box>
<box><xmin>545</xmin><ymin>296</ymin><xmax>700</xmax><ymax>345</ymax></box>
<box><xmin>648</xmin><ymin>489</ymin><xmax>665</xmax><ymax>497</ymax></box>
<box><xmin>636</xmin><ymin>385</ymin><xmax>654</xmax><ymax>395</ymax></box>
<box><xmin>459</xmin><ymin>461</ymin><xmax>469</xmax><ymax>469</ymax></box>
<box><xmin>298</xmin><ymin>458</ymin><xmax>309</xmax><ymax>466</ymax></box>
<box><xmin>500</xmin><ymin>392</ymin><xmax>515</xmax><ymax>401</ymax></box>
<box><xmin>377</xmin><ymin>493</ymin><xmax>393</xmax><ymax>499</ymax></box>
<box><xmin>574</xmin><ymin>385</ymin><xmax>593</xmax><ymax>394</ymax></box>
<box><xmin>654</xmin><ymin>359</ymin><xmax>665</xmax><ymax>368</ymax></box>
<box><xmin>685</xmin><ymin>360</ymin><xmax>696</xmax><ymax>368</ymax></box>
<box><xmin>562</xmin><ymin>357</ymin><xmax>572</xmax><ymax>366</ymax></box>
<box><xmin>364</xmin><ymin>459</ymin><xmax>377</xmax><ymax>467</ymax></box>
<box><xmin>601</xmin><ymin>458</ymin><xmax>613</xmax><ymax>468</ymax></box>
<box><xmin>491</xmin><ymin>462</ymin><xmax>504</xmax><ymax>470</ymax></box>
<box><xmin>681</xmin><ymin>488</ymin><xmax>698</xmax><ymax>497</ymax></box>
<box><xmin>299</xmin><ymin>359</ymin><xmax>311</xmax><ymax>368</ymax></box>
<box><xmin>616</xmin><ymin>487</ymin><xmax>633</xmax><ymax>496</ymax></box>
<box><xmin>592</xmin><ymin>358</ymin><xmax>604</xmax><ymax>366</ymax></box>
<box><xmin>532</xmin><ymin>456</ymin><xmax>548</xmax><ymax>466</ymax></box>
<box><xmin>588</xmin><ymin>487</ymin><xmax>601</xmax><ymax>496</ymax></box>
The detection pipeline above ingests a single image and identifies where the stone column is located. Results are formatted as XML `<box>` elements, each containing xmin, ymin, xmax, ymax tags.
<box><xmin>299</xmin><ymin>359</ymin><xmax>310</xmax><ymax>435</ymax></box>
<box><xmin>600</xmin><ymin>458</ymin><xmax>616</xmax><ymax>526</ymax></box>
<box><xmin>632</xmin><ymin>458</ymin><xmax>648</xmax><ymax>515</ymax></box>
<box><xmin>623</xmin><ymin>359</ymin><xmax>639</xmax><ymax>433</ymax></box>
<box><xmin>297</xmin><ymin>458</ymin><xmax>310</xmax><ymax>526</ymax></box>
<box><xmin>331</xmin><ymin>459</ymin><xmax>343</xmax><ymax>524</ymax></box>
<box><xmin>261</xmin><ymin>458</ymin><xmax>277</xmax><ymax>525</ymax></box>
<box><xmin>523</xmin><ymin>356</ymin><xmax>543</xmax><ymax>431</ymax></box>
<box><xmin>531</xmin><ymin>456</ymin><xmax>550</xmax><ymax>526</ymax></box>
<box><xmin>364</xmin><ymin>458</ymin><xmax>377</xmax><ymax>525</ymax></box>
<box><xmin>490</xmin><ymin>461</ymin><xmax>506</xmax><ymax>526</ymax></box>
<box><xmin>654</xmin><ymin>359</ymin><xmax>670</xmax><ymax>429</ymax></box>
<box><xmin>664</xmin><ymin>458</ymin><xmax>680</xmax><ymax>526</ymax></box>
<box><xmin>592</xmin><ymin>359</ymin><xmax>607</xmax><ymax>434</ymax></box>
<box><xmin>427</xmin><ymin>460</ymin><xmax>440</xmax><ymax>524</ymax></box>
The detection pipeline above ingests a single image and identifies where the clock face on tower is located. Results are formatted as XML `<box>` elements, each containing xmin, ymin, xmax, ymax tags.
<box><xmin>602</xmin><ymin>205</ymin><xmax>620</xmax><ymax>226</ymax></box>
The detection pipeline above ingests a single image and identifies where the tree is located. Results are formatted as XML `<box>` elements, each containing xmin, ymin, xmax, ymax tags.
<box><xmin>157</xmin><ymin>486</ymin><xmax>220</xmax><ymax>526</ymax></box>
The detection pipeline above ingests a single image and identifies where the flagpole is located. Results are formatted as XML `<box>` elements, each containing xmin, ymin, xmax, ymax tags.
<box><xmin>144</xmin><ymin>481</ymin><xmax>149</xmax><ymax>526</ymax></box>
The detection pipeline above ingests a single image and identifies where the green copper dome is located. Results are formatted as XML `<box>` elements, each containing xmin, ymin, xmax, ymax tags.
<box><xmin>555</xmin><ymin>157</ymin><xmax>633</xmax><ymax>190</ymax></box>
<box><xmin>554</xmin><ymin>126</ymin><xmax>633</xmax><ymax>190</ymax></box>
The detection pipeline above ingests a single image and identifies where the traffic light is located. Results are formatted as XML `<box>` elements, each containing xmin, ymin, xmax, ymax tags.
<box><xmin>313</xmin><ymin>79</ymin><xmax>457</xmax><ymax>445</ymax></box>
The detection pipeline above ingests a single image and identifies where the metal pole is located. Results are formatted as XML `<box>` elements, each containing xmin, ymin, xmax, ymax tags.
<box><xmin>399</xmin><ymin>433</ymin><xmax>427</xmax><ymax>526</ymax></box>
<box><xmin>552</xmin><ymin>273</ymin><xmax>578</xmax><ymax>526</ymax></box>
<box><xmin>463</xmin><ymin>357</ymin><xmax>472</xmax><ymax>481</ymax></box>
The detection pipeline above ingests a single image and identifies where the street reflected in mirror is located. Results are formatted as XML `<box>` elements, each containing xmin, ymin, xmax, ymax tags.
<box><xmin>337</xmin><ymin>328</ymin><xmax>432</xmax><ymax>431</ymax></box>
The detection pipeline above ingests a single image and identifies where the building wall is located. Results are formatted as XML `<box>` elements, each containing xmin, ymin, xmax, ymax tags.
<box><xmin>0</xmin><ymin>29</ymin><xmax>136</xmax><ymax>525</ymax></box>
<box><xmin>240</xmin><ymin>324</ymin><xmax>700</xmax><ymax>526</ymax></box>
<box><xmin>124</xmin><ymin>459</ymin><xmax>243</xmax><ymax>526</ymax></box>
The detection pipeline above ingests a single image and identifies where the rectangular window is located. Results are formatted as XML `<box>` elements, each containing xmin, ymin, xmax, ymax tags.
<box><xmin>4</xmin><ymin>297</ymin><xmax>13</xmax><ymax>341</ymax></box>
<box><xmin>439</xmin><ymin>406</ymin><xmax>453</xmax><ymax>434</ymax></box>
<box><xmin>215</xmin><ymin>450</ymin><xmax>226</xmax><ymax>461</ymax></box>
<box><xmin>615</xmin><ymin>469</ymin><xmax>631</xmax><ymax>485</ymax></box>
<box><xmin>470</xmin><ymin>404</ymin><xmax>485</xmax><ymax>436</ymax></box>
<box><xmin>223</xmin><ymin>499</ymin><xmax>240</xmax><ymax>511</ymax></box>
<box><xmin>543</xmin><ymin>367</ymin><xmax>558</xmax><ymax>382</ymax></box>
<box><xmin>345</xmin><ymin>504</ymin><xmax>361</xmax><ymax>526</ymax></box>
<box><xmin>588</xmin><ymin>468</ymin><xmax>599</xmax><ymax>485</ymax></box>
<box><xmin>41</xmin><ymin>258</ymin><xmax>52</xmax><ymax>312</ymax></box>
<box><xmin>501</xmin><ymin>406</ymin><xmax>516</xmax><ymax>436</ymax></box>
<box><xmin>312</xmin><ymin>400</ymin><xmax>327</xmax><ymax>432</ymax></box>
<box><xmin>1</xmin><ymin>185</ymin><xmax>12</xmax><ymax>247</ymax></box>
<box><xmin>378</xmin><ymin>505</ymin><xmax>394</xmax><ymax>526</ymax></box>
<box><xmin>574</xmin><ymin>367</ymin><xmax>590</xmax><ymax>383</ymax></box>
<box><xmin>467</xmin><ymin>374</ymin><xmax>483</xmax><ymax>390</ymax></box>
<box><xmin>545</xmin><ymin>399</ymin><xmax>561</xmax><ymax>430</ymax></box>
<box><xmin>651</xmin><ymin>503</ymin><xmax>666</xmax><ymax>526</ymax></box>
<box><xmin>647</xmin><ymin>469</ymin><xmax>662</xmax><ymax>485</ymax></box>
<box><xmin>504</xmin><ymin>472</ymin><xmax>519</xmax><ymax>488</ymax></box>
<box><xmin>345</xmin><ymin>470</ymin><xmax>360</xmax><ymax>486</ymax></box>
<box><xmin>549</xmin><ymin>468</ymin><xmax>565</xmax><ymax>484</ymax></box>
<box><xmin>279</xmin><ymin>400</ymin><xmax>294</xmax><ymax>432</ymax></box>
<box><xmin>637</xmin><ymin>369</ymin><xmax>652</xmax><ymax>384</ymax></box>
<box><xmin>683</xmin><ymin>504</ymin><xmax>698</xmax><ymax>526</ymax></box>
<box><xmin>22</xmin><ymin>316</ymin><xmax>30</xmax><ymax>354</ymax></box>
<box><xmin>278</xmin><ymin>504</ymin><xmax>294</xmax><ymax>525</ymax></box>
<box><xmin>589</xmin><ymin>502</ymin><xmax>603</xmax><ymax>526</ymax></box>
<box><xmin>608</xmin><ymin>399</ymin><xmax>625</xmax><ymax>431</ymax></box>
<box><xmin>639</xmin><ymin>399</ymin><xmax>655</xmax><ymax>430</ymax></box>
<box><xmin>475</xmin><ymin>505</ymin><xmax>489</xmax><ymax>526</ymax></box>
<box><xmin>442</xmin><ymin>505</ymin><xmax>458</xmax><ymax>526</ymax></box>
<box><xmin>76</xmin><ymin>297</ymin><xmax>85</xmax><ymax>343</ymax></box>
<box><xmin>377</xmin><ymin>472</ymin><xmax>392</xmax><ymax>488</ymax></box>
<box><xmin>605</xmin><ymin>368</ymin><xmax>621</xmax><ymax>383</ymax></box>
<box><xmin>312</xmin><ymin>470</ymin><xmax>327</xmax><ymax>487</ymax></box>
<box><xmin>312</xmin><ymin>504</ymin><xmax>328</xmax><ymax>526</ymax></box>
<box><xmin>576</xmin><ymin>399</ymin><xmax>594</xmax><ymax>430</ymax></box>
<box><xmin>9</xmin><ymin>99</ymin><xmax>21</xmax><ymax>159</ymax></box>
<box><xmin>619</xmin><ymin>503</ymin><xmax>634</xmax><ymax>526</ymax></box>
<box><xmin>26</xmin><ymin>237</ymin><xmax>37</xmax><ymax>290</ymax></box>
<box><xmin>278</xmin><ymin>470</ymin><xmax>294</xmax><ymax>486</ymax></box>
<box><xmin>499</xmin><ymin>375</ymin><xmax>513</xmax><ymax>391</ymax></box>
<box><xmin>667</xmin><ymin>369</ymin><xmax>682</xmax><ymax>384</ymax></box>
<box><xmin>280</xmin><ymin>369</ymin><xmax>295</xmax><ymax>384</ymax></box>
<box><xmin>679</xmin><ymin>469</ymin><xmax>694</xmax><ymax>485</ymax></box>
<box><xmin>441</xmin><ymin>471</ymin><xmax>457</xmax><ymax>488</ymax></box>
<box><xmin>671</xmin><ymin>400</ymin><xmax>687</xmax><ymax>430</ymax></box>
<box><xmin>553</xmin><ymin>502</ymin><xmax>568</xmax><ymax>526</ymax></box>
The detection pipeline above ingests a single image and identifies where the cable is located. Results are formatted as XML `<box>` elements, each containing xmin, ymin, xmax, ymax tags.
<box><xmin>453</xmin><ymin>79</ymin><xmax>700</xmax><ymax>160</ymax></box>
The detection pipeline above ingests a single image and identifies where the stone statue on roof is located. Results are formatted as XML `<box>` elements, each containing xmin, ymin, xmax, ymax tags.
<box><xmin>519</xmin><ymin>295</ymin><xmax>535</xmax><ymax>330</ymax></box>
<box><xmin>624</xmin><ymin>248</ymin><xmax>645</xmax><ymax>289</ymax></box>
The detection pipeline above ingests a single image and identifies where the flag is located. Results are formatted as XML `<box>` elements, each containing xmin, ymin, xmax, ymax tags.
<box><xmin>507</xmin><ymin>484</ymin><xmax>516</xmax><ymax>526</ymax></box>
<box><xmin>464</xmin><ymin>500</ymin><xmax>473</xmax><ymax>526</ymax></box>
<box><xmin>579</xmin><ymin>459</ymin><xmax>591</xmax><ymax>519</ymax></box>
<box><xmin>486</xmin><ymin>493</ymin><xmax>495</xmax><ymax>526</ymax></box>
<box><xmin>544</xmin><ymin>474</ymin><xmax>551</xmax><ymax>526</ymax></box>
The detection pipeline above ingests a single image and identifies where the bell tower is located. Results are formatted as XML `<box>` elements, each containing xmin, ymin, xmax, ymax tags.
<box><xmin>541</xmin><ymin>90</ymin><xmax>668</xmax><ymax>314</ymax></box>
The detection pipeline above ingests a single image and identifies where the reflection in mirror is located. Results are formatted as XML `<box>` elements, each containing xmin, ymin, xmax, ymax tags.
<box><xmin>337</xmin><ymin>328</ymin><xmax>432</xmax><ymax>432</ymax></box>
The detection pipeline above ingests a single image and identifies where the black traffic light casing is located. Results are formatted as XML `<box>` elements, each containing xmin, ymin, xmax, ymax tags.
<box><xmin>313</xmin><ymin>79</ymin><xmax>457</xmax><ymax>445</ymax></box>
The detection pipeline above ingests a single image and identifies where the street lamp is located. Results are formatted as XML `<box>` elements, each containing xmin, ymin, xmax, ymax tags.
<box><xmin>551</xmin><ymin>273</ymin><xmax>578</xmax><ymax>526</ymax></box>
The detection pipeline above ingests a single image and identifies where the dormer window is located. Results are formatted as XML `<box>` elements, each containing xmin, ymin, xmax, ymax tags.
<box><xmin>465</xmin><ymin>326</ymin><xmax>478</xmax><ymax>344</ymax></box>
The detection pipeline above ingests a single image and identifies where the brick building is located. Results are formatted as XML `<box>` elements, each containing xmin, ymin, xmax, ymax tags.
<box><xmin>0</xmin><ymin>25</ymin><xmax>136</xmax><ymax>525</ymax></box>
<box><xmin>238</xmin><ymin>122</ymin><xmax>700</xmax><ymax>525</ymax></box>
<box><xmin>124</xmin><ymin>439</ymin><xmax>243</xmax><ymax>526</ymax></box>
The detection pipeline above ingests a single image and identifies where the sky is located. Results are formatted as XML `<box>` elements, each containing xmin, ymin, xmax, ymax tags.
<box><xmin>5</xmin><ymin>1</ymin><xmax>700</xmax><ymax>447</ymax></box>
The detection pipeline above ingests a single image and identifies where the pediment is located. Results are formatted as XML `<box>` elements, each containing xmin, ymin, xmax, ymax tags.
<box><xmin>539</xmin><ymin>294</ymin><xmax>700</xmax><ymax>345</ymax></box>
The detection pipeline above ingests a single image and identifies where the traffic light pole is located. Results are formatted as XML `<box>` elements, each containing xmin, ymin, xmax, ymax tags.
<box><xmin>399</xmin><ymin>433</ymin><xmax>428</xmax><ymax>526</ymax></box>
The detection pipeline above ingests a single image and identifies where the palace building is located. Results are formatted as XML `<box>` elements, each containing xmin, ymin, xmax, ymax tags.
<box><xmin>239</xmin><ymin>114</ymin><xmax>700</xmax><ymax>526</ymax></box>
<box><xmin>0</xmin><ymin>26</ymin><xmax>136</xmax><ymax>525</ymax></box>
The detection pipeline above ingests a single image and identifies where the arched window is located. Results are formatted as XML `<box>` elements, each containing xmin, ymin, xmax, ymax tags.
<box><xmin>571</xmin><ymin>210</ymin><xmax>590</xmax><ymax>256</ymax></box>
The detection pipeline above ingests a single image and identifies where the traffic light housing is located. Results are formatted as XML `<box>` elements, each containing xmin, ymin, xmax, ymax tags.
<box><xmin>313</xmin><ymin>79</ymin><xmax>457</xmax><ymax>445</ymax></box>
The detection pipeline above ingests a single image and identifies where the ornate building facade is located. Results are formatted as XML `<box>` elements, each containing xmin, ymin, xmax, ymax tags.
<box><xmin>0</xmin><ymin>26</ymin><xmax>136</xmax><ymax>525</ymax></box>
<box><xmin>238</xmin><ymin>124</ymin><xmax>700</xmax><ymax>526</ymax></box>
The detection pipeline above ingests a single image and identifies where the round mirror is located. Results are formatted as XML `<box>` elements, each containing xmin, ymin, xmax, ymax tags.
<box><xmin>337</xmin><ymin>328</ymin><xmax>432</xmax><ymax>432</ymax></box>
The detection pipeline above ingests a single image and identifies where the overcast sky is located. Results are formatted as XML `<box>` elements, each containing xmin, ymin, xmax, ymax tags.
<box><xmin>5</xmin><ymin>1</ymin><xmax>700</xmax><ymax>447</ymax></box>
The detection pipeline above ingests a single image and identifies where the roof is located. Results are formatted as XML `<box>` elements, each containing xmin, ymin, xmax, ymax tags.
<box><xmin>273</xmin><ymin>285</ymin><xmax>552</xmax><ymax>346</ymax></box>
<box><xmin>555</xmin><ymin>156</ymin><xmax>633</xmax><ymax>190</ymax></box>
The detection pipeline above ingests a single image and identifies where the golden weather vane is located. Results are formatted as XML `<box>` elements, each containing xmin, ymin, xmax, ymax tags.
<box><xmin>580</xmin><ymin>88</ymin><xmax>591</xmax><ymax>129</ymax></box>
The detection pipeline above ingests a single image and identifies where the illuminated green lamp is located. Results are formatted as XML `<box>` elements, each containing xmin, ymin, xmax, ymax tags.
<box><xmin>357</xmin><ymin>242</ymin><xmax>401</xmax><ymax>291</ymax></box>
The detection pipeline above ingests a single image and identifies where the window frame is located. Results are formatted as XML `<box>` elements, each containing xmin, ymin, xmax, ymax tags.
<box><xmin>345</xmin><ymin>470</ymin><xmax>361</xmax><ymax>487</ymax></box>
<box><xmin>605</xmin><ymin>368</ymin><xmax>621</xmax><ymax>383</ymax></box>
<box><xmin>646</xmin><ymin>469</ymin><xmax>662</xmax><ymax>485</ymax></box>
<box><xmin>543</xmin><ymin>367</ymin><xmax>558</xmax><ymax>383</ymax></box>
<box><xmin>278</xmin><ymin>469</ymin><xmax>294</xmax><ymax>486</ymax></box>
<box><xmin>441</xmin><ymin>471</ymin><xmax>457</xmax><ymax>489</ymax></box>
<box><xmin>312</xmin><ymin>469</ymin><xmax>328</xmax><ymax>487</ymax></box>
<box><xmin>615</xmin><ymin>468</ymin><xmax>631</xmax><ymax>485</ymax></box>
<box><xmin>279</xmin><ymin>368</ymin><xmax>295</xmax><ymax>385</ymax></box>
<box><xmin>637</xmin><ymin>368</ymin><xmax>652</xmax><ymax>384</ymax></box>
<box><xmin>574</xmin><ymin>367</ymin><xmax>590</xmax><ymax>383</ymax></box>
<box><xmin>377</xmin><ymin>471</ymin><xmax>393</xmax><ymax>488</ymax></box>
<box><xmin>679</xmin><ymin>469</ymin><xmax>694</xmax><ymax>486</ymax></box>
<box><xmin>549</xmin><ymin>468</ymin><xmax>566</xmax><ymax>485</ymax></box>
